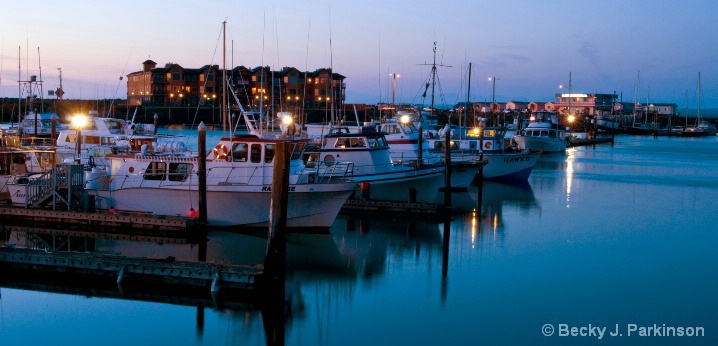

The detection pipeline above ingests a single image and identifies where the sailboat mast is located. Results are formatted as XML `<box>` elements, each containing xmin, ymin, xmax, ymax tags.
<box><xmin>464</xmin><ymin>62</ymin><xmax>472</xmax><ymax>140</ymax></box>
<box><xmin>430</xmin><ymin>42</ymin><xmax>436</xmax><ymax>119</ymax></box>
<box><xmin>697</xmin><ymin>72</ymin><xmax>701</xmax><ymax>124</ymax></box>
<box><xmin>222</xmin><ymin>20</ymin><xmax>227</xmax><ymax>138</ymax></box>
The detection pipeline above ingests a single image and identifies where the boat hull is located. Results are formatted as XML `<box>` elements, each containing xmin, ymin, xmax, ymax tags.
<box><xmin>512</xmin><ymin>136</ymin><xmax>566</xmax><ymax>153</ymax></box>
<box><xmin>482</xmin><ymin>151</ymin><xmax>541</xmax><ymax>182</ymax></box>
<box><xmin>345</xmin><ymin>169</ymin><xmax>444</xmax><ymax>203</ymax></box>
<box><xmin>90</xmin><ymin>183</ymin><xmax>355</xmax><ymax>231</ymax></box>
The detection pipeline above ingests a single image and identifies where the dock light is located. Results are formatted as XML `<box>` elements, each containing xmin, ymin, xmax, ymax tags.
<box><xmin>568</xmin><ymin>115</ymin><xmax>576</xmax><ymax>123</ymax></box>
<box><xmin>530</xmin><ymin>115</ymin><xmax>536</xmax><ymax>121</ymax></box>
<box><xmin>471</xmin><ymin>127</ymin><xmax>481</xmax><ymax>136</ymax></box>
<box><xmin>400</xmin><ymin>114</ymin><xmax>411</xmax><ymax>124</ymax></box>
<box><xmin>72</xmin><ymin>114</ymin><xmax>88</xmax><ymax>163</ymax></box>
<box><xmin>282</xmin><ymin>114</ymin><xmax>294</xmax><ymax>126</ymax></box>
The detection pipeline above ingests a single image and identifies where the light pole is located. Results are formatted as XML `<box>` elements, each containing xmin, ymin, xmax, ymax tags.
<box><xmin>390</xmin><ymin>73</ymin><xmax>400</xmax><ymax>115</ymax></box>
<box><xmin>72</xmin><ymin>114</ymin><xmax>88</xmax><ymax>164</ymax></box>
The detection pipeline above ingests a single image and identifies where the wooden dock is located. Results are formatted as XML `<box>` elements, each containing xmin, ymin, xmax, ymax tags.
<box><xmin>0</xmin><ymin>206</ymin><xmax>199</xmax><ymax>235</ymax></box>
<box><xmin>0</xmin><ymin>246</ymin><xmax>263</xmax><ymax>294</ymax></box>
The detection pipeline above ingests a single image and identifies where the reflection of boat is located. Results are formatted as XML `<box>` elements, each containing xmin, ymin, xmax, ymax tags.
<box><xmin>513</xmin><ymin>111</ymin><xmax>567</xmax><ymax>153</ymax></box>
<box><xmin>86</xmin><ymin>133</ymin><xmax>356</xmax><ymax>230</ymax></box>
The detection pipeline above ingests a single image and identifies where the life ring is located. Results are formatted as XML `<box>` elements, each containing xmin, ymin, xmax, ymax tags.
<box><xmin>484</xmin><ymin>141</ymin><xmax>493</xmax><ymax>150</ymax></box>
<box><xmin>213</xmin><ymin>144</ymin><xmax>228</xmax><ymax>160</ymax></box>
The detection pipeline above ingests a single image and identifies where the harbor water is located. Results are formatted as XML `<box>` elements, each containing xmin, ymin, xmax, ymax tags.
<box><xmin>1</xmin><ymin>133</ymin><xmax>717</xmax><ymax>345</ymax></box>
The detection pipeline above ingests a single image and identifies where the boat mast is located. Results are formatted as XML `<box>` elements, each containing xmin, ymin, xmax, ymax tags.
<box><xmin>222</xmin><ymin>20</ymin><xmax>227</xmax><ymax>138</ymax></box>
<box><xmin>697</xmin><ymin>72</ymin><xmax>701</xmax><ymax>125</ymax></box>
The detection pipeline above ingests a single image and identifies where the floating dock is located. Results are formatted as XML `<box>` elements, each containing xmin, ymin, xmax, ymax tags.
<box><xmin>340</xmin><ymin>198</ymin><xmax>446</xmax><ymax>216</ymax></box>
<box><xmin>0</xmin><ymin>246</ymin><xmax>263</xmax><ymax>294</ymax></box>
<box><xmin>0</xmin><ymin>207</ymin><xmax>199</xmax><ymax>236</ymax></box>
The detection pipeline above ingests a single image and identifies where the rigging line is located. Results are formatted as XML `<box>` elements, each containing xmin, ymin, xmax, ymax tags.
<box><xmin>190</xmin><ymin>21</ymin><xmax>224</xmax><ymax>130</ymax></box>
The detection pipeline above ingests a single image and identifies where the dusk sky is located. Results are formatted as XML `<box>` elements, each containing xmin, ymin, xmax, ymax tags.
<box><xmin>2</xmin><ymin>0</ymin><xmax>717</xmax><ymax>110</ymax></box>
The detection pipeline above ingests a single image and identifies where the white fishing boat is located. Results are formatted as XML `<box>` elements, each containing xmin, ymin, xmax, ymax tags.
<box><xmin>378</xmin><ymin>118</ymin><xmax>480</xmax><ymax>188</ymax></box>
<box><xmin>19</xmin><ymin>112</ymin><xmax>68</xmax><ymax>137</ymax></box>
<box><xmin>512</xmin><ymin>111</ymin><xmax>567</xmax><ymax>153</ymax></box>
<box><xmin>0</xmin><ymin>132</ymin><xmax>56</xmax><ymax>201</ymax></box>
<box><xmin>55</xmin><ymin>110</ymin><xmax>176</xmax><ymax>164</ymax></box>
<box><xmin>425</xmin><ymin>124</ymin><xmax>540</xmax><ymax>182</ymax></box>
<box><xmin>304</xmin><ymin>126</ymin><xmax>445</xmax><ymax>203</ymax></box>
<box><xmin>83</xmin><ymin>130</ymin><xmax>355</xmax><ymax>230</ymax></box>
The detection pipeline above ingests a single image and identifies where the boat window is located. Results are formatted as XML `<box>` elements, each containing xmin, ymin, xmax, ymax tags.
<box><xmin>101</xmin><ymin>137</ymin><xmax>116</xmax><ymax>145</ymax></box>
<box><xmin>334</xmin><ymin>137</ymin><xmax>351</xmax><ymax>148</ymax></box>
<box><xmin>290</xmin><ymin>142</ymin><xmax>306</xmax><ymax>160</ymax></box>
<box><xmin>485</xmin><ymin>130</ymin><xmax>496</xmax><ymax>137</ymax></box>
<box><xmin>540</xmin><ymin>130</ymin><xmax>548</xmax><ymax>137</ymax></box>
<box><xmin>377</xmin><ymin>136</ymin><xmax>387</xmax><ymax>147</ymax></box>
<box><xmin>450</xmin><ymin>141</ymin><xmax>460</xmax><ymax>150</ymax></box>
<box><xmin>143</xmin><ymin>161</ymin><xmax>166</xmax><ymax>181</ymax></box>
<box><xmin>367</xmin><ymin>138</ymin><xmax>378</xmax><ymax>148</ymax></box>
<box><xmin>250</xmin><ymin>144</ymin><xmax>261</xmax><ymax>163</ymax></box>
<box><xmin>168</xmin><ymin>163</ymin><xmax>193</xmax><ymax>182</ymax></box>
<box><xmin>86</xmin><ymin>136</ymin><xmax>101</xmax><ymax>145</ymax></box>
<box><xmin>232</xmin><ymin>143</ymin><xmax>248</xmax><ymax>162</ymax></box>
<box><xmin>265</xmin><ymin>144</ymin><xmax>275</xmax><ymax>163</ymax></box>
<box><xmin>400</xmin><ymin>123</ymin><xmax>417</xmax><ymax>134</ymax></box>
<box><xmin>353</xmin><ymin>137</ymin><xmax>367</xmax><ymax>147</ymax></box>
<box><xmin>549</xmin><ymin>131</ymin><xmax>556</xmax><ymax>138</ymax></box>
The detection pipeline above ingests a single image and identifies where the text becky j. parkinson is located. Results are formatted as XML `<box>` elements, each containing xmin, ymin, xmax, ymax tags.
<box><xmin>542</xmin><ymin>323</ymin><xmax>705</xmax><ymax>339</ymax></box>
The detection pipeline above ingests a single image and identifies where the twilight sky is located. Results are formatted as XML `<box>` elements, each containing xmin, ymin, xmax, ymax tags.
<box><xmin>1</xmin><ymin>0</ymin><xmax>717</xmax><ymax>109</ymax></box>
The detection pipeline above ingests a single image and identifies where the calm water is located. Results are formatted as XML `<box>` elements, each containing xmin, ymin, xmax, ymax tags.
<box><xmin>1</xmin><ymin>133</ymin><xmax>717</xmax><ymax>346</ymax></box>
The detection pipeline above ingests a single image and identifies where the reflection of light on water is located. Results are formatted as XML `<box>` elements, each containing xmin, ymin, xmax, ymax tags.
<box><xmin>565</xmin><ymin>153</ymin><xmax>575</xmax><ymax>208</ymax></box>
<box><xmin>471</xmin><ymin>209</ymin><xmax>477</xmax><ymax>248</ymax></box>
<box><xmin>493</xmin><ymin>213</ymin><xmax>498</xmax><ymax>239</ymax></box>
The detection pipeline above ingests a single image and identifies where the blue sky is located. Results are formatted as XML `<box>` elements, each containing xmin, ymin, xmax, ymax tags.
<box><xmin>1</xmin><ymin>0</ymin><xmax>717</xmax><ymax>109</ymax></box>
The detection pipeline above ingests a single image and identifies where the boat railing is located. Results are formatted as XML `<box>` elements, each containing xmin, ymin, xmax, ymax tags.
<box><xmin>313</xmin><ymin>161</ymin><xmax>354</xmax><ymax>182</ymax></box>
<box><xmin>16</xmin><ymin>164</ymin><xmax>85</xmax><ymax>208</ymax></box>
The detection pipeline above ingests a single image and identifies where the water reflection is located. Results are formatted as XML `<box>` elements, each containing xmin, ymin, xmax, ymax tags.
<box><xmin>0</xmin><ymin>180</ymin><xmax>540</xmax><ymax>345</ymax></box>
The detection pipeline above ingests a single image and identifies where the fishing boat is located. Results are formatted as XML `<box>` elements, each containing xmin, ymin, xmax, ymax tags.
<box><xmin>54</xmin><ymin>110</ymin><xmax>177</xmax><ymax>164</ymax></box>
<box><xmin>426</xmin><ymin>124</ymin><xmax>540</xmax><ymax>182</ymax></box>
<box><xmin>19</xmin><ymin>112</ymin><xmax>68</xmax><ymax>137</ymax></box>
<box><xmin>378</xmin><ymin>117</ymin><xmax>480</xmax><ymax>188</ymax></box>
<box><xmin>82</xmin><ymin>130</ymin><xmax>355</xmax><ymax>230</ymax></box>
<box><xmin>0</xmin><ymin>132</ymin><xmax>56</xmax><ymax>201</ymax></box>
<box><xmin>512</xmin><ymin>111</ymin><xmax>567</xmax><ymax>153</ymax></box>
<box><xmin>304</xmin><ymin>126</ymin><xmax>445</xmax><ymax>203</ymax></box>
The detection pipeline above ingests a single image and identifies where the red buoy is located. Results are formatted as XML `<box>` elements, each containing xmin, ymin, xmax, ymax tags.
<box><xmin>187</xmin><ymin>207</ymin><xmax>199</xmax><ymax>218</ymax></box>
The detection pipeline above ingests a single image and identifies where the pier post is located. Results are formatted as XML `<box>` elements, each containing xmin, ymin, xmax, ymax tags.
<box><xmin>265</xmin><ymin>141</ymin><xmax>289</xmax><ymax>280</ymax></box>
<box><xmin>263</xmin><ymin>141</ymin><xmax>289</xmax><ymax>345</ymax></box>
<box><xmin>443</xmin><ymin>122</ymin><xmax>452</xmax><ymax>207</ymax></box>
<box><xmin>197</xmin><ymin>122</ymin><xmax>208</xmax><ymax>226</ymax></box>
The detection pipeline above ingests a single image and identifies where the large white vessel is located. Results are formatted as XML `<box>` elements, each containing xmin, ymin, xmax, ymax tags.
<box><xmin>512</xmin><ymin>111</ymin><xmax>567</xmax><ymax>153</ymax></box>
<box><xmin>304</xmin><ymin>126</ymin><xmax>445</xmax><ymax>203</ymax></box>
<box><xmin>425</xmin><ymin>124</ymin><xmax>540</xmax><ymax>182</ymax></box>
<box><xmin>83</xmin><ymin>133</ymin><xmax>356</xmax><ymax>231</ymax></box>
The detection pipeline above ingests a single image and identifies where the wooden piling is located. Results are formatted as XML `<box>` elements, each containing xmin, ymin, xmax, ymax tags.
<box><xmin>264</xmin><ymin>141</ymin><xmax>289</xmax><ymax>280</ymax></box>
<box><xmin>197</xmin><ymin>122</ymin><xmax>208</xmax><ymax>226</ymax></box>
<box><xmin>443</xmin><ymin>122</ymin><xmax>452</xmax><ymax>207</ymax></box>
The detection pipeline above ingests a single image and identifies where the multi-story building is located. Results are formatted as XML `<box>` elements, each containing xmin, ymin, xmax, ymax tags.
<box><xmin>126</xmin><ymin>60</ymin><xmax>345</xmax><ymax>118</ymax></box>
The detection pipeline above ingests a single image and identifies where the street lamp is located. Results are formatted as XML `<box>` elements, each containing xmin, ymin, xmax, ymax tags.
<box><xmin>72</xmin><ymin>114</ymin><xmax>88</xmax><ymax>164</ymax></box>
<box><xmin>390</xmin><ymin>73</ymin><xmax>400</xmax><ymax>115</ymax></box>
